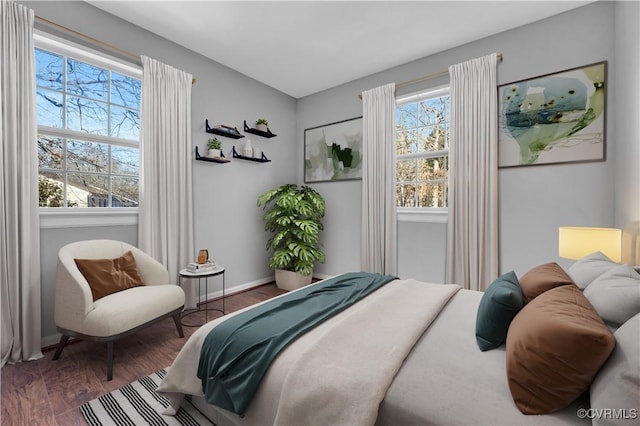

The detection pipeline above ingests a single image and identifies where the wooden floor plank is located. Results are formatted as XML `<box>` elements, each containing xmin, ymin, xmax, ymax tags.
<box><xmin>0</xmin><ymin>283</ymin><xmax>284</xmax><ymax>426</ymax></box>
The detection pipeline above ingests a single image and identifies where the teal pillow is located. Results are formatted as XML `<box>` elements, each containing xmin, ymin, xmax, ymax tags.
<box><xmin>476</xmin><ymin>271</ymin><xmax>523</xmax><ymax>351</ymax></box>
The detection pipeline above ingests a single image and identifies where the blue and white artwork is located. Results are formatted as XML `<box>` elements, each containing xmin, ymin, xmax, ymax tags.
<box><xmin>498</xmin><ymin>62</ymin><xmax>606</xmax><ymax>168</ymax></box>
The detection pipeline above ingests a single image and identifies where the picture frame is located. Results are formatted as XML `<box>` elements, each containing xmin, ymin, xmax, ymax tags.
<box><xmin>498</xmin><ymin>61</ymin><xmax>606</xmax><ymax>168</ymax></box>
<box><xmin>304</xmin><ymin>116</ymin><xmax>363</xmax><ymax>183</ymax></box>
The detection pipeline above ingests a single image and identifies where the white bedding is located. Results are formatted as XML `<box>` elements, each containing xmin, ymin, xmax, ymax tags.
<box><xmin>158</xmin><ymin>278</ymin><xmax>591</xmax><ymax>426</ymax></box>
<box><xmin>157</xmin><ymin>278</ymin><xmax>459</xmax><ymax>425</ymax></box>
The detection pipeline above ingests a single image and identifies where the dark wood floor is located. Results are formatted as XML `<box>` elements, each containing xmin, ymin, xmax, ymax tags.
<box><xmin>0</xmin><ymin>283</ymin><xmax>286</xmax><ymax>426</ymax></box>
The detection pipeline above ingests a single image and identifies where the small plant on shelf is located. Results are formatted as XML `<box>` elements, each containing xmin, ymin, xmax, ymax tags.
<box><xmin>255</xmin><ymin>118</ymin><xmax>269</xmax><ymax>132</ymax></box>
<box><xmin>207</xmin><ymin>137</ymin><xmax>222</xmax><ymax>157</ymax></box>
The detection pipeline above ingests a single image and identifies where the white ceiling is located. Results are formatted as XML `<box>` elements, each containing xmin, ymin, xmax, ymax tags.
<box><xmin>88</xmin><ymin>1</ymin><xmax>594</xmax><ymax>98</ymax></box>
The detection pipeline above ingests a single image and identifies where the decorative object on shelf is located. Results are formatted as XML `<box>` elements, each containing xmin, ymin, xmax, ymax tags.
<box><xmin>232</xmin><ymin>146</ymin><xmax>271</xmax><ymax>162</ymax></box>
<box><xmin>243</xmin><ymin>120</ymin><xmax>277</xmax><ymax>138</ymax></box>
<box><xmin>253</xmin><ymin>148</ymin><xmax>263</xmax><ymax>159</ymax></box>
<box><xmin>243</xmin><ymin>139</ymin><xmax>253</xmax><ymax>157</ymax></box>
<box><xmin>304</xmin><ymin>116</ymin><xmax>363</xmax><ymax>183</ymax></box>
<box><xmin>205</xmin><ymin>119</ymin><xmax>244</xmax><ymax>139</ymax></box>
<box><xmin>257</xmin><ymin>184</ymin><xmax>325</xmax><ymax>290</ymax></box>
<box><xmin>206</xmin><ymin>138</ymin><xmax>222</xmax><ymax>158</ymax></box>
<box><xmin>197</xmin><ymin>249</ymin><xmax>209</xmax><ymax>264</ymax></box>
<box><xmin>195</xmin><ymin>146</ymin><xmax>230</xmax><ymax>163</ymax></box>
<box><xmin>255</xmin><ymin>118</ymin><xmax>269</xmax><ymax>132</ymax></box>
<box><xmin>499</xmin><ymin>61</ymin><xmax>606</xmax><ymax>168</ymax></box>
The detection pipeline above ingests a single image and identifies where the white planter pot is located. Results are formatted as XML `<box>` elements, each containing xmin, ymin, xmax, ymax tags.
<box><xmin>275</xmin><ymin>269</ymin><xmax>312</xmax><ymax>291</ymax></box>
<box><xmin>255</xmin><ymin>123</ymin><xmax>268</xmax><ymax>132</ymax></box>
<box><xmin>208</xmin><ymin>148</ymin><xmax>221</xmax><ymax>158</ymax></box>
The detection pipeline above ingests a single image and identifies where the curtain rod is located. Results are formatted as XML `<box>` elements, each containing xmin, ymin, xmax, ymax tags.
<box><xmin>358</xmin><ymin>53</ymin><xmax>503</xmax><ymax>99</ymax></box>
<box><xmin>34</xmin><ymin>15</ymin><xmax>196</xmax><ymax>85</ymax></box>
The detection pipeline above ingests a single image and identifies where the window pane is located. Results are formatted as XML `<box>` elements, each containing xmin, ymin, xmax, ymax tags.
<box><xmin>111</xmin><ymin>72</ymin><xmax>141</xmax><ymax>108</ymax></box>
<box><xmin>397</xmin><ymin>158</ymin><xmax>416</xmax><ymax>182</ymax></box>
<box><xmin>37</xmin><ymin>135</ymin><xmax>64</xmax><ymax>170</ymax></box>
<box><xmin>66</xmin><ymin>59</ymin><xmax>108</xmax><ymax>101</ymax></box>
<box><xmin>66</xmin><ymin>96</ymin><xmax>108</xmax><ymax>135</ymax></box>
<box><xmin>35</xmin><ymin>49</ymin><xmax>63</xmax><ymax>90</ymax></box>
<box><xmin>66</xmin><ymin>140</ymin><xmax>109</xmax><ymax>173</ymax></box>
<box><xmin>418</xmin><ymin>125</ymin><xmax>447</xmax><ymax>152</ymax></box>
<box><xmin>417</xmin><ymin>182</ymin><xmax>445</xmax><ymax>208</ymax></box>
<box><xmin>39</xmin><ymin>172</ymin><xmax>64</xmax><ymax>207</ymax></box>
<box><xmin>67</xmin><ymin>173</ymin><xmax>108</xmax><ymax>208</ymax></box>
<box><xmin>396</xmin><ymin>103</ymin><xmax>418</xmax><ymax>130</ymax></box>
<box><xmin>396</xmin><ymin>129</ymin><xmax>417</xmax><ymax>155</ymax></box>
<box><xmin>111</xmin><ymin>146</ymin><xmax>139</xmax><ymax>175</ymax></box>
<box><xmin>418</xmin><ymin>156</ymin><xmax>448</xmax><ymax>180</ymax></box>
<box><xmin>110</xmin><ymin>105</ymin><xmax>139</xmax><ymax>140</ymax></box>
<box><xmin>396</xmin><ymin>184</ymin><xmax>416</xmax><ymax>207</ymax></box>
<box><xmin>418</xmin><ymin>96</ymin><xmax>449</xmax><ymax>125</ymax></box>
<box><xmin>36</xmin><ymin>89</ymin><xmax>64</xmax><ymax>128</ymax></box>
<box><xmin>111</xmin><ymin>177</ymin><xmax>139</xmax><ymax>207</ymax></box>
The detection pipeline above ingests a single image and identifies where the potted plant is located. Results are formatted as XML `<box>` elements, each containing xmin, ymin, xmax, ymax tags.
<box><xmin>207</xmin><ymin>137</ymin><xmax>222</xmax><ymax>158</ymax></box>
<box><xmin>255</xmin><ymin>118</ymin><xmax>269</xmax><ymax>132</ymax></box>
<box><xmin>257</xmin><ymin>184</ymin><xmax>325</xmax><ymax>290</ymax></box>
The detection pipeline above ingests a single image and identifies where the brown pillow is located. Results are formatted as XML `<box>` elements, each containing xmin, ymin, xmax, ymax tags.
<box><xmin>75</xmin><ymin>251</ymin><xmax>144</xmax><ymax>301</ymax></box>
<box><xmin>506</xmin><ymin>285</ymin><xmax>615</xmax><ymax>415</ymax></box>
<box><xmin>519</xmin><ymin>262</ymin><xmax>574</xmax><ymax>304</ymax></box>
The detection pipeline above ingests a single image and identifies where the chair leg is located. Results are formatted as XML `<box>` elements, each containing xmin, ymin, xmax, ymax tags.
<box><xmin>52</xmin><ymin>335</ymin><xmax>70</xmax><ymax>360</ymax></box>
<box><xmin>106</xmin><ymin>341</ymin><xmax>114</xmax><ymax>381</ymax></box>
<box><xmin>173</xmin><ymin>312</ymin><xmax>184</xmax><ymax>338</ymax></box>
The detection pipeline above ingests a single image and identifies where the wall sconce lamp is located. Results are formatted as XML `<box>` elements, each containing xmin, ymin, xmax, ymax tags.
<box><xmin>558</xmin><ymin>226</ymin><xmax>622</xmax><ymax>263</ymax></box>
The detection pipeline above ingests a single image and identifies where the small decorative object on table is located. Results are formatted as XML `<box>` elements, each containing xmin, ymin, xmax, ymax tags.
<box><xmin>187</xmin><ymin>260</ymin><xmax>217</xmax><ymax>273</ymax></box>
<box><xmin>197</xmin><ymin>249</ymin><xmax>209</xmax><ymax>264</ymax></box>
<box><xmin>207</xmin><ymin>138</ymin><xmax>222</xmax><ymax>158</ymax></box>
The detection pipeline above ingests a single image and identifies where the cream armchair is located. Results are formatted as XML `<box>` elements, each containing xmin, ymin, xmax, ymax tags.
<box><xmin>53</xmin><ymin>239</ymin><xmax>185</xmax><ymax>381</ymax></box>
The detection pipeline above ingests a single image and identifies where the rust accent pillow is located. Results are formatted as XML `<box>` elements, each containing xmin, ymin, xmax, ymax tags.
<box><xmin>75</xmin><ymin>251</ymin><xmax>145</xmax><ymax>301</ymax></box>
<box><xmin>519</xmin><ymin>262</ymin><xmax>574</xmax><ymax>304</ymax></box>
<box><xmin>506</xmin><ymin>285</ymin><xmax>615</xmax><ymax>415</ymax></box>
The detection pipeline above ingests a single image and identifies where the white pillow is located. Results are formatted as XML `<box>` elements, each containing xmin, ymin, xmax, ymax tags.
<box><xmin>590</xmin><ymin>314</ymin><xmax>640</xmax><ymax>426</ymax></box>
<box><xmin>583</xmin><ymin>264</ymin><xmax>640</xmax><ymax>328</ymax></box>
<box><xmin>567</xmin><ymin>251</ymin><xmax>617</xmax><ymax>290</ymax></box>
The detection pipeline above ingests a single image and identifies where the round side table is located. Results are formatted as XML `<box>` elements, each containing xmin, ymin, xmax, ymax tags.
<box><xmin>179</xmin><ymin>266</ymin><xmax>226</xmax><ymax>327</ymax></box>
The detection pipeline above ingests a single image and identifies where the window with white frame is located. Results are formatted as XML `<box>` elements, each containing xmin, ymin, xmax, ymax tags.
<box><xmin>395</xmin><ymin>86</ymin><xmax>450</xmax><ymax>213</ymax></box>
<box><xmin>35</xmin><ymin>34</ymin><xmax>141</xmax><ymax>209</ymax></box>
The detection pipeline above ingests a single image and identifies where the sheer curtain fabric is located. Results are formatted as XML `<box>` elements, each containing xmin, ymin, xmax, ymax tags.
<box><xmin>361</xmin><ymin>83</ymin><xmax>397</xmax><ymax>275</ymax></box>
<box><xmin>1</xmin><ymin>0</ymin><xmax>43</xmax><ymax>364</ymax></box>
<box><xmin>446</xmin><ymin>53</ymin><xmax>499</xmax><ymax>291</ymax></box>
<box><xmin>139</xmin><ymin>56</ymin><xmax>195</xmax><ymax>307</ymax></box>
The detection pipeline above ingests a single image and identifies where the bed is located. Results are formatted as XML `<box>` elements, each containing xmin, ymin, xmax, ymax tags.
<box><xmin>157</xmin><ymin>254</ymin><xmax>640</xmax><ymax>426</ymax></box>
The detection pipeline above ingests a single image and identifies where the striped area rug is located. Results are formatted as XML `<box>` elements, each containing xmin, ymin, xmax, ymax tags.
<box><xmin>80</xmin><ymin>369</ymin><xmax>215</xmax><ymax>426</ymax></box>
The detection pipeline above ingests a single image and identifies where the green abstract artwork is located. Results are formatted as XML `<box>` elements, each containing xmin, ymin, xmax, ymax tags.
<box><xmin>498</xmin><ymin>62</ymin><xmax>606</xmax><ymax>168</ymax></box>
<box><xmin>304</xmin><ymin>117</ymin><xmax>362</xmax><ymax>182</ymax></box>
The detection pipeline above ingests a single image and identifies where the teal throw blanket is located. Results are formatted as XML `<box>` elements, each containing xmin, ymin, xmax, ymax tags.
<box><xmin>197</xmin><ymin>272</ymin><xmax>397</xmax><ymax>416</ymax></box>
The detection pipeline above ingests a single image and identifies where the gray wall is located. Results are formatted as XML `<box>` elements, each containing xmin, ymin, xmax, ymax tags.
<box><xmin>297</xmin><ymin>1</ymin><xmax>635</xmax><ymax>280</ymax></box>
<box><xmin>24</xmin><ymin>1</ymin><xmax>297</xmax><ymax>346</ymax></box>
<box><xmin>24</xmin><ymin>1</ymin><xmax>639</xmax><ymax>346</ymax></box>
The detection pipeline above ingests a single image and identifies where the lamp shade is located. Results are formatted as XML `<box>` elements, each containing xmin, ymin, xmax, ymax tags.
<box><xmin>558</xmin><ymin>227</ymin><xmax>622</xmax><ymax>263</ymax></box>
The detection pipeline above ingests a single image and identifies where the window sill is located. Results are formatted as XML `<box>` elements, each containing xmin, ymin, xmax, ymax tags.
<box><xmin>39</xmin><ymin>208</ymin><xmax>138</xmax><ymax>229</ymax></box>
<box><xmin>397</xmin><ymin>208</ymin><xmax>448</xmax><ymax>223</ymax></box>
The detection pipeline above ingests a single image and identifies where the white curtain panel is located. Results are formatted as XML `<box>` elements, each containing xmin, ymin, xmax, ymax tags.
<box><xmin>446</xmin><ymin>53</ymin><xmax>499</xmax><ymax>291</ymax></box>
<box><xmin>139</xmin><ymin>56</ymin><xmax>195</xmax><ymax>307</ymax></box>
<box><xmin>361</xmin><ymin>83</ymin><xmax>397</xmax><ymax>275</ymax></box>
<box><xmin>0</xmin><ymin>0</ymin><xmax>43</xmax><ymax>365</ymax></box>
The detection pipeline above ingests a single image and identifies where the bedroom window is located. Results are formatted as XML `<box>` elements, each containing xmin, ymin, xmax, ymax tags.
<box><xmin>35</xmin><ymin>34</ymin><xmax>141</xmax><ymax>212</ymax></box>
<box><xmin>395</xmin><ymin>86</ymin><xmax>450</xmax><ymax>222</ymax></box>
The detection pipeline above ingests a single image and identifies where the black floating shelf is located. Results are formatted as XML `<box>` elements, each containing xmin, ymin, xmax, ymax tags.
<box><xmin>232</xmin><ymin>146</ymin><xmax>271</xmax><ymax>163</ymax></box>
<box><xmin>205</xmin><ymin>119</ymin><xmax>244</xmax><ymax>139</ymax></box>
<box><xmin>244</xmin><ymin>120</ymin><xmax>277</xmax><ymax>138</ymax></box>
<box><xmin>195</xmin><ymin>146</ymin><xmax>230</xmax><ymax>163</ymax></box>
